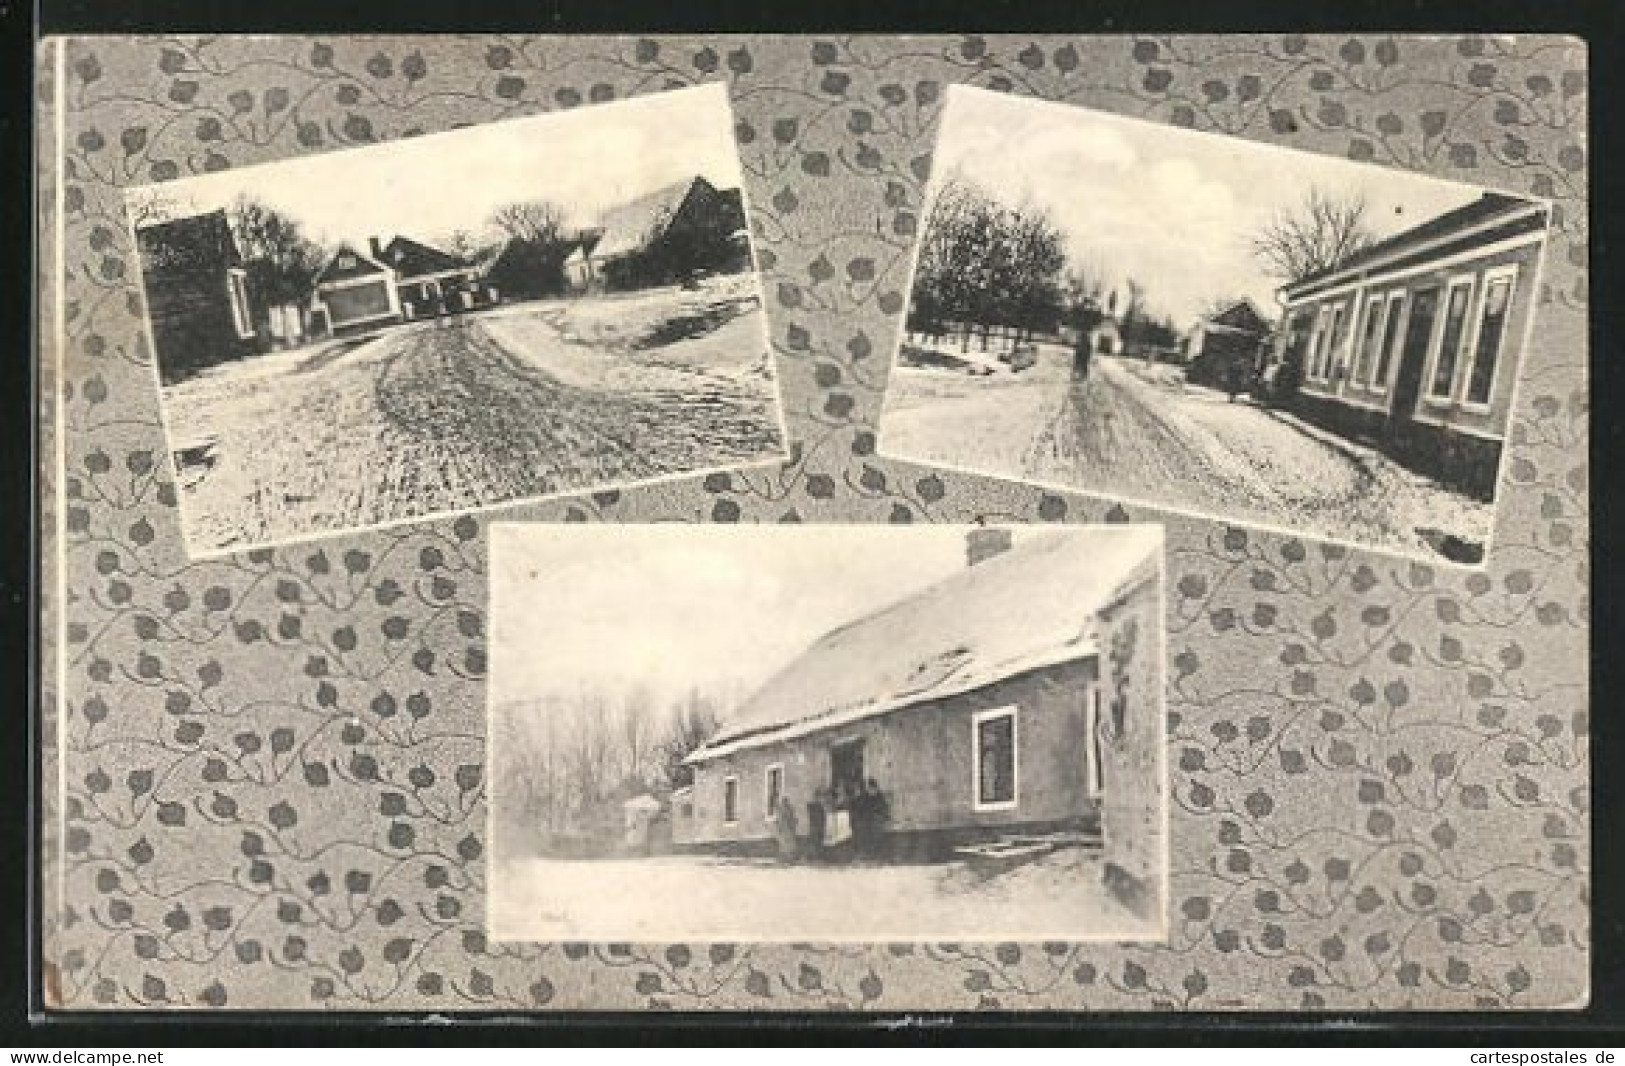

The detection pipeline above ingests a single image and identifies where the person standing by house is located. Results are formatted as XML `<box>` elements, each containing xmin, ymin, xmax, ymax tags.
<box><xmin>773</xmin><ymin>795</ymin><xmax>800</xmax><ymax>864</ymax></box>
<box><xmin>861</xmin><ymin>777</ymin><xmax>892</xmax><ymax>860</ymax></box>
<box><xmin>805</xmin><ymin>789</ymin><xmax>828</xmax><ymax>863</ymax></box>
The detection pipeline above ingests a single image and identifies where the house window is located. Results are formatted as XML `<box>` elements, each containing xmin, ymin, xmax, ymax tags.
<box><xmin>336</xmin><ymin>254</ymin><xmax>356</xmax><ymax>270</ymax></box>
<box><xmin>1324</xmin><ymin>301</ymin><xmax>1349</xmax><ymax>380</ymax></box>
<box><xmin>764</xmin><ymin>764</ymin><xmax>784</xmax><ymax>820</ymax></box>
<box><xmin>1371</xmin><ymin>291</ymin><xmax>1406</xmax><ymax>390</ymax></box>
<box><xmin>971</xmin><ymin>707</ymin><xmax>1018</xmax><ymax>811</ymax></box>
<box><xmin>722</xmin><ymin>776</ymin><xmax>739</xmax><ymax>824</ymax></box>
<box><xmin>1304</xmin><ymin>306</ymin><xmax>1329</xmax><ymax>380</ymax></box>
<box><xmin>1085</xmin><ymin>688</ymin><xmax>1104</xmax><ymax>800</ymax></box>
<box><xmin>1353</xmin><ymin>293</ymin><xmax>1387</xmax><ymax>386</ymax></box>
<box><xmin>1463</xmin><ymin>267</ymin><xmax>1518</xmax><ymax>407</ymax></box>
<box><xmin>1429</xmin><ymin>277</ymin><xmax>1476</xmax><ymax>400</ymax></box>
<box><xmin>226</xmin><ymin>268</ymin><xmax>254</xmax><ymax>339</ymax></box>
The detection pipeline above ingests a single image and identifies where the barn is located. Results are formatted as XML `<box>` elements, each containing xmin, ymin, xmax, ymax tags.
<box><xmin>1268</xmin><ymin>191</ymin><xmax>1550</xmax><ymax>498</ymax></box>
<box><xmin>135</xmin><ymin>209</ymin><xmax>260</xmax><ymax>385</ymax></box>
<box><xmin>677</xmin><ymin>527</ymin><xmax>1164</xmax><ymax>912</ymax></box>
<box><xmin>577</xmin><ymin>175</ymin><xmax>750</xmax><ymax>292</ymax></box>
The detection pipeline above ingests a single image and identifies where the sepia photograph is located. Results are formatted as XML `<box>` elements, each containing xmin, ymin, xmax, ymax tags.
<box><xmin>879</xmin><ymin>86</ymin><xmax>1552</xmax><ymax>565</ymax></box>
<box><xmin>487</xmin><ymin>524</ymin><xmax>1166</xmax><ymax>942</ymax></box>
<box><xmin>126</xmin><ymin>82</ymin><xmax>787</xmax><ymax>555</ymax></box>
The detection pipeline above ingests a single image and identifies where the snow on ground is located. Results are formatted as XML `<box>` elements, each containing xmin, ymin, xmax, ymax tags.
<box><xmin>489</xmin><ymin>846</ymin><xmax>1158</xmax><ymax>943</ymax></box>
<box><xmin>880</xmin><ymin>344</ymin><xmax>1495</xmax><ymax>561</ymax></box>
<box><xmin>162</xmin><ymin>285</ymin><xmax>784</xmax><ymax>553</ymax></box>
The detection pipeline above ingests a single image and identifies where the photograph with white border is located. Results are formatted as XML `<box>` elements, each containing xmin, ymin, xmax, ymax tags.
<box><xmin>487</xmin><ymin>523</ymin><xmax>1167</xmax><ymax>943</ymax></box>
<box><xmin>125</xmin><ymin>83</ymin><xmax>787</xmax><ymax>557</ymax></box>
<box><xmin>878</xmin><ymin>85</ymin><xmax>1552</xmax><ymax>566</ymax></box>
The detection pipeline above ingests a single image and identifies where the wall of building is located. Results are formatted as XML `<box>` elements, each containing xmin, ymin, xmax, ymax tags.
<box><xmin>144</xmin><ymin>264</ymin><xmax>254</xmax><ymax>385</ymax></box>
<box><xmin>1288</xmin><ymin>237</ymin><xmax>1544</xmax><ymax>469</ymax></box>
<box><xmin>321</xmin><ymin>278</ymin><xmax>397</xmax><ymax>334</ymax></box>
<box><xmin>1093</xmin><ymin>553</ymin><xmax>1165</xmax><ymax>919</ymax></box>
<box><xmin>679</xmin><ymin>657</ymin><xmax>1102</xmax><ymax>853</ymax></box>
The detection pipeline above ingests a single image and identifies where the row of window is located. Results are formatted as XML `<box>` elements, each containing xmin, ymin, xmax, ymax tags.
<box><xmin>1300</xmin><ymin>261</ymin><xmax>1520</xmax><ymax>411</ymax></box>
<box><xmin>715</xmin><ymin>693</ymin><xmax>1111</xmax><ymax>825</ymax></box>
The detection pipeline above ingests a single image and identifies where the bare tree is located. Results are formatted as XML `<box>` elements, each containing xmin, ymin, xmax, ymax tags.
<box><xmin>1250</xmin><ymin>187</ymin><xmax>1375</xmax><ymax>282</ymax></box>
<box><xmin>657</xmin><ymin>689</ymin><xmax>722</xmax><ymax>792</ymax></box>
<box><xmin>488</xmin><ymin>199</ymin><xmax>568</xmax><ymax>246</ymax></box>
<box><xmin>129</xmin><ymin>190</ymin><xmax>201</xmax><ymax>229</ymax></box>
<box><xmin>619</xmin><ymin>685</ymin><xmax>656</xmax><ymax>789</ymax></box>
<box><xmin>227</xmin><ymin>194</ymin><xmax>325</xmax><ymax>304</ymax></box>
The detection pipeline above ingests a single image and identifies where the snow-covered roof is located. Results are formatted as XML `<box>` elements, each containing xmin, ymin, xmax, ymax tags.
<box><xmin>688</xmin><ymin>528</ymin><xmax>1162</xmax><ymax>763</ymax></box>
<box><xmin>591</xmin><ymin>177</ymin><xmax>710</xmax><ymax>260</ymax></box>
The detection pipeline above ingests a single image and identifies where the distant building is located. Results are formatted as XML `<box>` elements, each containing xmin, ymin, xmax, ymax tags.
<box><xmin>677</xmin><ymin>528</ymin><xmax>1164</xmax><ymax>911</ymax></box>
<box><xmin>1183</xmin><ymin>298</ymin><xmax>1272</xmax><ymax>390</ymax></box>
<box><xmin>1086</xmin><ymin>290</ymin><xmax>1123</xmax><ymax>355</ymax></box>
<box><xmin>573</xmin><ymin>176</ymin><xmax>750</xmax><ymax>292</ymax></box>
<box><xmin>311</xmin><ymin>234</ymin><xmax>496</xmax><ymax>337</ymax></box>
<box><xmin>374</xmin><ymin>236</ymin><xmax>494</xmax><ymax>319</ymax></box>
<box><xmin>1268</xmin><ymin>192</ymin><xmax>1550</xmax><ymax>498</ymax></box>
<box><xmin>135</xmin><ymin>209</ymin><xmax>260</xmax><ymax>384</ymax></box>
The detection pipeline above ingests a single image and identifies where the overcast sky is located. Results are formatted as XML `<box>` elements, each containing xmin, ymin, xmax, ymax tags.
<box><xmin>125</xmin><ymin>82</ymin><xmax>744</xmax><ymax>249</ymax></box>
<box><xmin>930</xmin><ymin>85</ymin><xmax>1496</xmax><ymax>330</ymax></box>
<box><xmin>488</xmin><ymin>525</ymin><xmax>1046</xmax><ymax>727</ymax></box>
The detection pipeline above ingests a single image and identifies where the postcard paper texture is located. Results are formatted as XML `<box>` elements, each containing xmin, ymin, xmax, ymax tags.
<box><xmin>42</xmin><ymin>35</ymin><xmax>1587</xmax><ymax>1011</ymax></box>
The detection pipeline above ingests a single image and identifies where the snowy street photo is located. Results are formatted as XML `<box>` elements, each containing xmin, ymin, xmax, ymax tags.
<box><xmin>879</xmin><ymin>86</ymin><xmax>1551</xmax><ymax>565</ymax></box>
<box><xmin>487</xmin><ymin>524</ymin><xmax>1166</xmax><ymax>943</ymax></box>
<box><xmin>127</xmin><ymin>83</ymin><xmax>786</xmax><ymax>555</ymax></box>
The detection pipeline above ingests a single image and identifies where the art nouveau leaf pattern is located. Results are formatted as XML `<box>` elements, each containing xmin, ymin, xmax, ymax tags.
<box><xmin>42</xmin><ymin>34</ymin><xmax>1586</xmax><ymax>1010</ymax></box>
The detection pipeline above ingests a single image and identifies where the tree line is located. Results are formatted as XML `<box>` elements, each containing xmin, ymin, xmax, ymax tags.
<box><xmin>906</xmin><ymin>173</ymin><xmax>1377</xmax><ymax>361</ymax></box>
<box><xmin>491</xmin><ymin>685</ymin><xmax>729</xmax><ymax>858</ymax></box>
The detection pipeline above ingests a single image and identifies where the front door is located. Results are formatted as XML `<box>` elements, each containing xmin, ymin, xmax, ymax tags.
<box><xmin>1387</xmin><ymin>286</ymin><xmax>1439</xmax><ymax>448</ymax></box>
<box><xmin>830</xmin><ymin>739</ymin><xmax>865</xmax><ymax>801</ymax></box>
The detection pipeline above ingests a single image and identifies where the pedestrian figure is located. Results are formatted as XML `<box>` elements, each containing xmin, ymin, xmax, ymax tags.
<box><xmin>773</xmin><ymin>795</ymin><xmax>800</xmax><ymax>863</ymax></box>
<box><xmin>862</xmin><ymin>777</ymin><xmax>892</xmax><ymax>860</ymax></box>
<box><xmin>805</xmin><ymin>790</ymin><xmax>828</xmax><ymax>863</ymax></box>
<box><xmin>1072</xmin><ymin>332</ymin><xmax>1094</xmax><ymax>383</ymax></box>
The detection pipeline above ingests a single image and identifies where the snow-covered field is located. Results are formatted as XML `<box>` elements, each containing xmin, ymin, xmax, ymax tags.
<box><xmin>162</xmin><ymin>281</ymin><xmax>784</xmax><ymax>553</ymax></box>
<box><xmin>489</xmin><ymin>846</ymin><xmax>1158</xmax><ymax>942</ymax></box>
<box><xmin>880</xmin><ymin>344</ymin><xmax>1495</xmax><ymax>562</ymax></box>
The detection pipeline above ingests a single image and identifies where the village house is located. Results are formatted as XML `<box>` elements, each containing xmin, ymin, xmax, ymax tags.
<box><xmin>1183</xmin><ymin>298</ymin><xmax>1273</xmax><ymax>390</ymax></box>
<box><xmin>136</xmin><ymin>209</ymin><xmax>261</xmax><ymax>384</ymax></box>
<box><xmin>569</xmin><ymin>176</ymin><xmax>750</xmax><ymax>292</ymax></box>
<box><xmin>309</xmin><ymin>243</ymin><xmax>401</xmax><ymax>338</ymax></box>
<box><xmin>677</xmin><ymin>528</ymin><xmax>1164</xmax><ymax>914</ymax></box>
<box><xmin>373</xmin><ymin>235</ymin><xmax>496</xmax><ymax>319</ymax></box>
<box><xmin>1268</xmin><ymin>191</ymin><xmax>1550</xmax><ymax>498</ymax></box>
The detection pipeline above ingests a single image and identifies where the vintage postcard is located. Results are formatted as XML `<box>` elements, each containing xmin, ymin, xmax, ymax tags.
<box><xmin>488</xmin><ymin>524</ymin><xmax>1167</xmax><ymax>942</ymax></box>
<box><xmin>878</xmin><ymin>85</ymin><xmax>1551</xmax><ymax>566</ymax></box>
<box><xmin>125</xmin><ymin>81</ymin><xmax>788</xmax><ymax>557</ymax></box>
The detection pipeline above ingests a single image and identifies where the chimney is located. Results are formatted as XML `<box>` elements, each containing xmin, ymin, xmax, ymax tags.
<box><xmin>368</xmin><ymin>237</ymin><xmax>385</xmax><ymax>261</ymax></box>
<box><xmin>966</xmin><ymin>528</ymin><xmax>1013</xmax><ymax>568</ymax></box>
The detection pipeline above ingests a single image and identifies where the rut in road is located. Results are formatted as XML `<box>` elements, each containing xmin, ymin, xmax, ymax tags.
<box><xmin>371</xmin><ymin>317</ymin><xmax>780</xmax><ymax>511</ymax></box>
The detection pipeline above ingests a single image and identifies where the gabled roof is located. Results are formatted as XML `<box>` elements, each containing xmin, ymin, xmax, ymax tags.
<box><xmin>591</xmin><ymin>176</ymin><xmax>712</xmax><ymax>260</ymax></box>
<box><xmin>1284</xmin><ymin>192</ymin><xmax>1544</xmax><ymax>295</ymax></box>
<box><xmin>381</xmin><ymin>235</ymin><xmax>469</xmax><ymax>278</ymax></box>
<box><xmin>136</xmin><ymin>209</ymin><xmax>242</xmax><ymax>273</ymax></box>
<box><xmin>315</xmin><ymin>244</ymin><xmax>391</xmax><ymax>285</ymax></box>
<box><xmin>1204</xmin><ymin>298</ymin><xmax>1271</xmax><ymax>334</ymax></box>
<box><xmin>688</xmin><ymin>528</ymin><xmax>1162</xmax><ymax>763</ymax></box>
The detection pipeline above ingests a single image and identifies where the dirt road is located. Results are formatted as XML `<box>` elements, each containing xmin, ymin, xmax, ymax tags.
<box><xmin>490</xmin><ymin>846</ymin><xmax>1154</xmax><ymax>942</ymax></box>
<box><xmin>165</xmin><ymin>295</ymin><xmax>784</xmax><ymax>552</ymax></box>
<box><xmin>881</xmin><ymin>345</ymin><xmax>1492</xmax><ymax>558</ymax></box>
